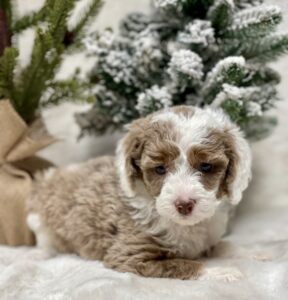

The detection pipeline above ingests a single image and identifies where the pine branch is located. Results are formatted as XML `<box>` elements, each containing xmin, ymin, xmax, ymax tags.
<box><xmin>10</xmin><ymin>0</ymin><xmax>82</xmax><ymax>122</ymax></box>
<box><xmin>244</xmin><ymin>33</ymin><xmax>288</xmax><ymax>62</ymax></box>
<box><xmin>212</xmin><ymin>83</ymin><xmax>278</xmax><ymax>115</ymax></box>
<box><xmin>14</xmin><ymin>29</ymin><xmax>61</xmax><ymax>123</ymax></box>
<box><xmin>209</xmin><ymin>83</ymin><xmax>278</xmax><ymax>140</ymax></box>
<box><xmin>202</xmin><ymin>56</ymin><xmax>246</xmax><ymax>104</ymax></box>
<box><xmin>224</xmin><ymin>5</ymin><xmax>282</xmax><ymax>39</ymax></box>
<box><xmin>207</xmin><ymin>0</ymin><xmax>234</xmax><ymax>34</ymax></box>
<box><xmin>0</xmin><ymin>47</ymin><xmax>18</xmax><ymax>101</ymax></box>
<box><xmin>12</xmin><ymin>0</ymin><xmax>58</xmax><ymax>33</ymax></box>
<box><xmin>234</xmin><ymin>0</ymin><xmax>264</xmax><ymax>10</ymax></box>
<box><xmin>41</xmin><ymin>79</ymin><xmax>94</xmax><ymax>107</ymax></box>
<box><xmin>177</xmin><ymin>20</ymin><xmax>215</xmax><ymax>49</ymax></box>
<box><xmin>221</xmin><ymin>97</ymin><xmax>246</xmax><ymax>124</ymax></box>
<box><xmin>69</xmin><ymin>0</ymin><xmax>103</xmax><ymax>38</ymax></box>
<box><xmin>47</xmin><ymin>0</ymin><xmax>74</xmax><ymax>44</ymax></box>
<box><xmin>12</xmin><ymin>7</ymin><xmax>47</xmax><ymax>33</ymax></box>
<box><xmin>136</xmin><ymin>85</ymin><xmax>172</xmax><ymax>116</ymax></box>
<box><xmin>242</xmin><ymin>65</ymin><xmax>280</xmax><ymax>86</ymax></box>
<box><xmin>120</xmin><ymin>13</ymin><xmax>149</xmax><ymax>39</ymax></box>
<box><xmin>168</xmin><ymin>49</ymin><xmax>204</xmax><ymax>91</ymax></box>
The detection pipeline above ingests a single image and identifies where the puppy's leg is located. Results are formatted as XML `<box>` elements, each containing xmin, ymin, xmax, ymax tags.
<box><xmin>135</xmin><ymin>258</ymin><xmax>202</xmax><ymax>279</ymax></box>
<box><xmin>26</xmin><ymin>213</ymin><xmax>57</xmax><ymax>259</ymax></box>
<box><xmin>104</xmin><ymin>239</ymin><xmax>244</xmax><ymax>281</ymax></box>
<box><xmin>105</xmin><ymin>256</ymin><xmax>202</xmax><ymax>279</ymax></box>
<box><xmin>106</xmin><ymin>250</ymin><xmax>243</xmax><ymax>281</ymax></box>
<box><xmin>103</xmin><ymin>240</ymin><xmax>202</xmax><ymax>279</ymax></box>
<box><xmin>124</xmin><ymin>259</ymin><xmax>243</xmax><ymax>282</ymax></box>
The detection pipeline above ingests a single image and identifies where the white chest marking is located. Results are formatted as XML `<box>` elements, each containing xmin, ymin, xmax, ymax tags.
<box><xmin>130</xmin><ymin>195</ymin><xmax>230</xmax><ymax>259</ymax></box>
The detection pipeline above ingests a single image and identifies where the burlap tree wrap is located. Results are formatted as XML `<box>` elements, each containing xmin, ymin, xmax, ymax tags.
<box><xmin>0</xmin><ymin>100</ymin><xmax>55</xmax><ymax>246</ymax></box>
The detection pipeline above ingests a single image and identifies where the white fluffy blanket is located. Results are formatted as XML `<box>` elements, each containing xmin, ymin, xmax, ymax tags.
<box><xmin>0</xmin><ymin>103</ymin><xmax>288</xmax><ymax>300</ymax></box>
<box><xmin>1</xmin><ymin>207</ymin><xmax>288</xmax><ymax>300</ymax></box>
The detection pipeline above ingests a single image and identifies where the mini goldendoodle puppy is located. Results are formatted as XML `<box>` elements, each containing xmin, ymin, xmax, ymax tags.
<box><xmin>27</xmin><ymin>105</ymin><xmax>251</xmax><ymax>280</ymax></box>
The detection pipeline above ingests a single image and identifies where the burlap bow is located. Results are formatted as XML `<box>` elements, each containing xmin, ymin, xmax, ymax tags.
<box><xmin>0</xmin><ymin>100</ymin><xmax>56</xmax><ymax>246</ymax></box>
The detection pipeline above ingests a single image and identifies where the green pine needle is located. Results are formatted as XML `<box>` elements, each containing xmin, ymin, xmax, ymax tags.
<box><xmin>71</xmin><ymin>0</ymin><xmax>103</xmax><ymax>38</ymax></box>
<box><xmin>14</xmin><ymin>29</ymin><xmax>61</xmax><ymax>123</ymax></box>
<box><xmin>242</xmin><ymin>65</ymin><xmax>280</xmax><ymax>86</ymax></box>
<box><xmin>202</xmin><ymin>57</ymin><xmax>246</xmax><ymax>103</ymax></box>
<box><xmin>208</xmin><ymin>0</ymin><xmax>234</xmax><ymax>34</ymax></box>
<box><xmin>0</xmin><ymin>47</ymin><xmax>17</xmax><ymax>102</ymax></box>
<box><xmin>222</xmin><ymin>99</ymin><xmax>246</xmax><ymax>124</ymax></box>
<box><xmin>246</xmin><ymin>33</ymin><xmax>288</xmax><ymax>62</ymax></box>
<box><xmin>12</xmin><ymin>7</ymin><xmax>47</xmax><ymax>33</ymax></box>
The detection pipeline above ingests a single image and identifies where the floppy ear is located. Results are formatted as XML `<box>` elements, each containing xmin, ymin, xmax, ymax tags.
<box><xmin>116</xmin><ymin>117</ymin><xmax>149</xmax><ymax>197</ymax></box>
<box><xmin>220</xmin><ymin>128</ymin><xmax>252</xmax><ymax>205</ymax></box>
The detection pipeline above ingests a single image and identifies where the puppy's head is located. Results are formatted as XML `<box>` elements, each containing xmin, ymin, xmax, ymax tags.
<box><xmin>117</xmin><ymin>106</ymin><xmax>251</xmax><ymax>226</ymax></box>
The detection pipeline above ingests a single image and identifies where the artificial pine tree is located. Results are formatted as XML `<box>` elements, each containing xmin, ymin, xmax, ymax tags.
<box><xmin>0</xmin><ymin>0</ymin><xmax>102</xmax><ymax>124</ymax></box>
<box><xmin>77</xmin><ymin>0</ymin><xmax>288</xmax><ymax>140</ymax></box>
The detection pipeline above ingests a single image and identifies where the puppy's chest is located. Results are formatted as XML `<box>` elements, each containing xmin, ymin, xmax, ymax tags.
<box><xmin>129</xmin><ymin>196</ymin><xmax>230</xmax><ymax>259</ymax></box>
<box><xmin>156</xmin><ymin>222</ymin><xmax>215</xmax><ymax>259</ymax></box>
<box><xmin>146</xmin><ymin>206</ymin><xmax>230</xmax><ymax>259</ymax></box>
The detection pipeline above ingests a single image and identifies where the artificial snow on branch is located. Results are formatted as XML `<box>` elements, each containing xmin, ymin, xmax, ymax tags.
<box><xmin>136</xmin><ymin>85</ymin><xmax>172</xmax><ymax>116</ymax></box>
<box><xmin>168</xmin><ymin>49</ymin><xmax>204</xmax><ymax>90</ymax></box>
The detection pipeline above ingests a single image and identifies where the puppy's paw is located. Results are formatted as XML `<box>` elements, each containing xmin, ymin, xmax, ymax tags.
<box><xmin>252</xmin><ymin>253</ymin><xmax>272</xmax><ymax>262</ymax></box>
<box><xmin>198</xmin><ymin>267</ymin><xmax>244</xmax><ymax>282</ymax></box>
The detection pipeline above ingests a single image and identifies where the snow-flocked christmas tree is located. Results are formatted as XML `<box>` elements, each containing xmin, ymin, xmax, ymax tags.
<box><xmin>77</xmin><ymin>0</ymin><xmax>288</xmax><ymax>140</ymax></box>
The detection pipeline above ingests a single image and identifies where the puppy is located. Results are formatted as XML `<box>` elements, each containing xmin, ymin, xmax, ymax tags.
<box><xmin>27</xmin><ymin>105</ymin><xmax>251</xmax><ymax>280</ymax></box>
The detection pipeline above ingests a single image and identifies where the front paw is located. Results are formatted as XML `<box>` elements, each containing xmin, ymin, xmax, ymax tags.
<box><xmin>198</xmin><ymin>267</ymin><xmax>244</xmax><ymax>282</ymax></box>
<box><xmin>252</xmin><ymin>253</ymin><xmax>272</xmax><ymax>262</ymax></box>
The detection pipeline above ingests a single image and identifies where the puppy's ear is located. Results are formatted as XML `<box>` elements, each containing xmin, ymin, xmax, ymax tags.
<box><xmin>116</xmin><ymin>117</ymin><xmax>150</xmax><ymax>197</ymax></box>
<box><xmin>219</xmin><ymin>129</ymin><xmax>252</xmax><ymax>205</ymax></box>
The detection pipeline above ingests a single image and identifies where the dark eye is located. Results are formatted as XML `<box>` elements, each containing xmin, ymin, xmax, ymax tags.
<box><xmin>155</xmin><ymin>166</ymin><xmax>167</xmax><ymax>175</ymax></box>
<box><xmin>199</xmin><ymin>163</ymin><xmax>213</xmax><ymax>173</ymax></box>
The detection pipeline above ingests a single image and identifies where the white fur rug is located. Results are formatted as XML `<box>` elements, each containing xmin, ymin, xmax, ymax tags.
<box><xmin>0</xmin><ymin>204</ymin><xmax>288</xmax><ymax>300</ymax></box>
<box><xmin>1</xmin><ymin>0</ymin><xmax>288</xmax><ymax>299</ymax></box>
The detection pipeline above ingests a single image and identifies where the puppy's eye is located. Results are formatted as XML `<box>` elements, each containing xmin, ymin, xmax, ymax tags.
<box><xmin>199</xmin><ymin>163</ymin><xmax>213</xmax><ymax>173</ymax></box>
<box><xmin>155</xmin><ymin>166</ymin><xmax>167</xmax><ymax>175</ymax></box>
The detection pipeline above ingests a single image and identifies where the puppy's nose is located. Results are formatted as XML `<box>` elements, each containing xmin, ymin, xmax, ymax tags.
<box><xmin>174</xmin><ymin>199</ymin><xmax>196</xmax><ymax>216</ymax></box>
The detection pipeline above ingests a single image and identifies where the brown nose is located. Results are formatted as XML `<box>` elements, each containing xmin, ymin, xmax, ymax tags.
<box><xmin>174</xmin><ymin>199</ymin><xmax>196</xmax><ymax>216</ymax></box>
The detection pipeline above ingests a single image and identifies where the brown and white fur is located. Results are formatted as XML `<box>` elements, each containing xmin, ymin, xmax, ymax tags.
<box><xmin>27</xmin><ymin>106</ymin><xmax>251</xmax><ymax>280</ymax></box>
